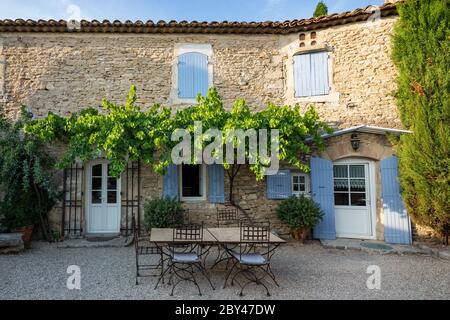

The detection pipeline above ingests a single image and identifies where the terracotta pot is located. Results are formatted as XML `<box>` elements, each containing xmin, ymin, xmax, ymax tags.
<box><xmin>291</xmin><ymin>228</ymin><xmax>311</xmax><ymax>242</ymax></box>
<box><xmin>17</xmin><ymin>225</ymin><xmax>34</xmax><ymax>248</ymax></box>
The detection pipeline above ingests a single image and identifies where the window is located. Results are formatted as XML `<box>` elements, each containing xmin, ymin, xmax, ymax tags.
<box><xmin>107</xmin><ymin>165</ymin><xmax>118</xmax><ymax>204</ymax></box>
<box><xmin>90</xmin><ymin>163</ymin><xmax>118</xmax><ymax>205</ymax></box>
<box><xmin>293</xmin><ymin>51</ymin><xmax>329</xmax><ymax>97</ymax></box>
<box><xmin>178</xmin><ymin>52</ymin><xmax>208</xmax><ymax>98</ymax></box>
<box><xmin>173</xmin><ymin>44</ymin><xmax>213</xmax><ymax>103</ymax></box>
<box><xmin>180</xmin><ymin>164</ymin><xmax>206</xmax><ymax>200</ymax></box>
<box><xmin>91</xmin><ymin>164</ymin><xmax>102</xmax><ymax>204</ymax></box>
<box><xmin>292</xmin><ymin>173</ymin><xmax>310</xmax><ymax>197</ymax></box>
<box><xmin>333</xmin><ymin>165</ymin><xmax>367</xmax><ymax>207</ymax></box>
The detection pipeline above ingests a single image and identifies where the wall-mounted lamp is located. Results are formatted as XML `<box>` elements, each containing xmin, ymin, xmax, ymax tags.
<box><xmin>351</xmin><ymin>133</ymin><xmax>361</xmax><ymax>151</ymax></box>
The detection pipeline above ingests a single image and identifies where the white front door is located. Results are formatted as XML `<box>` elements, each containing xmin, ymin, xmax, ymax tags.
<box><xmin>87</xmin><ymin>161</ymin><xmax>121</xmax><ymax>234</ymax></box>
<box><xmin>333</xmin><ymin>161</ymin><xmax>376</xmax><ymax>239</ymax></box>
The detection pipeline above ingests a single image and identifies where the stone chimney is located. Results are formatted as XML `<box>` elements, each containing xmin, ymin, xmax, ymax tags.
<box><xmin>384</xmin><ymin>0</ymin><xmax>402</xmax><ymax>4</ymax></box>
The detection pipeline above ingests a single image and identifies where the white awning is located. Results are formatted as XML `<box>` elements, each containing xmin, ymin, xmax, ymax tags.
<box><xmin>318</xmin><ymin>125</ymin><xmax>411</xmax><ymax>140</ymax></box>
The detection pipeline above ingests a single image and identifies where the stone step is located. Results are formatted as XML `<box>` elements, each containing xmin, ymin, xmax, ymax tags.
<box><xmin>58</xmin><ymin>236</ymin><xmax>133</xmax><ymax>248</ymax></box>
<box><xmin>0</xmin><ymin>233</ymin><xmax>25</xmax><ymax>254</ymax></box>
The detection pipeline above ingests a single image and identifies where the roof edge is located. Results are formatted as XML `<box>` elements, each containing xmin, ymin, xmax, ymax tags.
<box><xmin>0</xmin><ymin>3</ymin><xmax>399</xmax><ymax>35</ymax></box>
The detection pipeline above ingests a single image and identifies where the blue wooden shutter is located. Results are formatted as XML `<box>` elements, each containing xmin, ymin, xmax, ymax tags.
<box><xmin>311</xmin><ymin>157</ymin><xmax>336</xmax><ymax>240</ymax></box>
<box><xmin>163</xmin><ymin>164</ymin><xmax>179</xmax><ymax>200</ymax></box>
<box><xmin>208</xmin><ymin>164</ymin><xmax>225</xmax><ymax>204</ymax></box>
<box><xmin>294</xmin><ymin>52</ymin><xmax>329</xmax><ymax>97</ymax></box>
<box><xmin>178</xmin><ymin>52</ymin><xmax>208</xmax><ymax>99</ymax></box>
<box><xmin>310</xmin><ymin>52</ymin><xmax>329</xmax><ymax>96</ymax></box>
<box><xmin>294</xmin><ymin>54</ymin><xmax>311</xmax><ymax>97</ymax></box>
<box><xmin>381</xmin><ymin>156</ymin><xmax>412</xmax><ymax>245</ymax></box>
<box><xmin>267</xmin><ymin>170</ymin><xmax>292</xmax><ymax>200</ymax></box>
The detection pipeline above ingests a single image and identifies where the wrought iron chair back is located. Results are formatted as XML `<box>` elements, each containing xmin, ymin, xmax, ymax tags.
<box><xmin>132</xmin><ymin>215</ymin><xmax>163</xmax><ymax>285</ymax></box>
<box><xmin>173</xmin><ymin>222</ymin><xmax>204</xmax><ymax>242</ymax></box>
<box><xmin>133</xmin><ymin>215</ymin><xmax>147</xmax><ymax>250</ymax></box>
<box><xmin>239</xmin><ymin>220</ymin><xmax>271</xmax><ymax>258</ymax></box>
<box><xmin>216</xmin><ymin>208</ymin><xmax>239</xmax><ymax>227</ymax></box>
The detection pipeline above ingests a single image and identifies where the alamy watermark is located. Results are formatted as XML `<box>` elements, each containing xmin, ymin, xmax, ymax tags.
<box><xmin>171</xmin><ymin>121</ymin><xmax>280</xmax><ymax>175</ymax></box>
<box><xmin>64</xmin><ymin>264</ymin><xmax>381</xmax><ymax>291</ymax></box>
<box><xmin>364</xmin><ymin>6</ymin><xmax>382</xmax><ymax>29</ymax></box>
<box><xmin>366</xmin><ymin>265</ymin><xmax>381</xmax><ymax>290</ymax></box>
<box><xmin>66</xmin><ymin>3</ymin><xmax>82</xmax><ymax>31</ymax></box>
<box><xmin>66</xmin><ymin>265</ymin><xmax>81</xmax><ymax>290</ymax></box>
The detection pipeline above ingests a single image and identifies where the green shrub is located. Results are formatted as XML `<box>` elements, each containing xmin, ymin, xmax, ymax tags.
<box><xmin>276</xmin><ymin>195</ymin><xmax>324</xmax><ymax>231</ymax></box>
<box><xmin>143</xmin><ymin>197</ymin><xmax>183</xmax><ymax>229</ymax></box>
<box><xmin>0</xmin><ymin>109</ymin><xmax>60</xmax><ymax>239</ymax></box>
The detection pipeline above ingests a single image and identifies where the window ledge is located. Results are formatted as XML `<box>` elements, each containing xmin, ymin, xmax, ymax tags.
<box><xmin>294</xmin><ymin>92</ymin><xmax>340</xmax><ymax>104</ymax></box>
<box><xmin>171</xmin><ymin>96</ymin><xmax>198</xmax><ymax>105</ymax></box>
<box><xmin>181</xmin><ymin>197</ymin><xmax>207</xmax><ymax>203</ymax></box>
<box><xmin>293</xmin><ymin>192</ymin><xmax>311</xmax><ymax>196</ymax></box>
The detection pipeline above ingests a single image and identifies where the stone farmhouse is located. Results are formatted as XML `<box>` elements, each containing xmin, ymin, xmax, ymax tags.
<box><xmin>0</xmin><ymin>0</ymin><xmax>415</xmax><ymax>244</ymax></box>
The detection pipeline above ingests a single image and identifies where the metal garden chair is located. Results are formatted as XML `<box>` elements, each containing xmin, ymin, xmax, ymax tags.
<box><xmin>216</xmin><ymin>207</ymin><xmax>239</xmax><ymax>228</ymax></box>
<box><xmin>133</xmin><ymin>216</ymin><xmax>164</xmax><ymax>285</ymax></box>
<box><xmin>210</xmin><ymin>208</ymin><xmax>240</xmax><ymax>270</ymax></box>
<box><xmin>166</xmin><ymin>223</ymin><xmax>215</xmax><ymax>296</ymax></box>
<box><xmin>223</xmin><ymin>220</ymin><xmax>280</xmax><ymax>297</ymax></box>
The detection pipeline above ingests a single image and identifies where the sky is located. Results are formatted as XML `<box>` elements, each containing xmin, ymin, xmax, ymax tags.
<box><xmin>0</xmin><ymin>0</ymin><xmax>385</xmax><ymax>22</ymax></box>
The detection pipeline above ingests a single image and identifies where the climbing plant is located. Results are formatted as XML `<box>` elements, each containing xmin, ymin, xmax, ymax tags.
<box><xmin>25</xmin><ymin>86</ymin><xmax>331</xmax><ymax>206</ymax></box>
<box><xmin>26</xmin><ymin>86</ymin><xmax>174</xmax><ymax>176</ymax></box>
<box><xmin>392</xmin><ymin>0</ymin><xmax>450</xmax><ymax>244</ymax></box>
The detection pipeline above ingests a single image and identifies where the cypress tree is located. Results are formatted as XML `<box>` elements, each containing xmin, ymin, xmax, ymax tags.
<box><xmin>313</xmin><ymin>1</ymin><xmax>328</xmax><ymax>18</ymax></box>
<box><xmin>392</xmin><ymin>0</ymin><xmax>450</xmax><ymax>244</ymax></box>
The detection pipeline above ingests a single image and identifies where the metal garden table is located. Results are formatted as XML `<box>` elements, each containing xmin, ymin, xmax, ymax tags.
<box><xmin>149</xmin><ymin>227</ymin><xmax>286</xmax><ymax>292</ymax></box>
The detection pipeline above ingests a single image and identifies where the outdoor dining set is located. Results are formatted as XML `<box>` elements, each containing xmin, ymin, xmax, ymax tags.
<box><xmin>132</xmin><ymin>208</ymin><xmax>286</xmax><ymax>296</ymax></box>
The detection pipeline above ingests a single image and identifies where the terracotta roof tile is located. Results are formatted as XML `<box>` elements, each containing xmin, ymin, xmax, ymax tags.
<box><xmin>0</xmin><ymin>3</ymin><xmax>399</xmax><ymax>34</ymax></box>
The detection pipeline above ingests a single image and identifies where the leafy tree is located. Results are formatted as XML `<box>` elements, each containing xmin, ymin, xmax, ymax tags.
<box><xmin>313</xmin><ymin>1</ymin><xmax>328</xmax><ymax>18</ymax></box>
<box><xmin>0</xmin><ymin>109</ymin><xmax>60</xmax><ymax>240</ymax></box>
<box><xmin>25</xmin><ymin>87</ymin><xmax>331</xmax><ymax>210</ymax></box>
<box><xmin>392</xmin><ymin>0</ymin><xmax>450</xmax><ymax>244</ymax></box>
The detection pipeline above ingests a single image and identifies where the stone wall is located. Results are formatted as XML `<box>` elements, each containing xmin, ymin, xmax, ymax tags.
<box><xmin>281</xmin><ymin>16</ymin><xmax>401</xmax><ymax>128</ymax></box>
<box><xmin>0</xmin><ymin>16</ymin><xmax>401</xmax><ymax>128</ymax></box>
<box><xmin>0</xmin><ymin>33</ymin><xmax>283</xmax><ymax>119</ymax></box>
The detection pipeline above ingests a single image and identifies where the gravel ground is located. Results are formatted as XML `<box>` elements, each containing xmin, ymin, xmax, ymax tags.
<box><xmin>0</xmin><ymin>241</ymin><xmax>449</xmax><ymax>300</ymax></box>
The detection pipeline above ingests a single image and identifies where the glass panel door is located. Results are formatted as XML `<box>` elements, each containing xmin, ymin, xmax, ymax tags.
<box><xmin>91</xmin><ymin>164</ymin><xmax>103</xmax><ymax>204</ymax></box>
<box><xmin>107</xmin><ymin>165</ymin><xmax>118</xmax><ymax>204</ymax></box>
<box><xmin>334</xmin><ymin>164</ymin><xmax>368</xmax><ymax>207</ymax></box>
<box><xmin>88</xmin><ymin>162</ymin><xmax>121</xmax><ymax>233</ymax></box>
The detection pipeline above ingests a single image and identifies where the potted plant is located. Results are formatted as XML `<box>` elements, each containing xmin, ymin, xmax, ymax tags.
<box><xmin>276</xmin><ymin>195</ymin><xmax>324</xmax><ymax>242</ymax></box>
<box><xmin>143</xmin><ymin>197</ymin><xmax>184</xmax><ymax>230</ymax></box>
<box><xmin>0</xmin><ymin>109</ymin><xmax>59</xmax><ymax>248</ymax></box>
